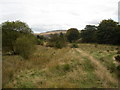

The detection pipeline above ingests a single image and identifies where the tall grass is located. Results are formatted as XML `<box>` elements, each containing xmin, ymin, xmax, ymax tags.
<box><xmin>2</xmin><ymin>44</ymin><xmax>119</xmax><ymax>88</ymax></box>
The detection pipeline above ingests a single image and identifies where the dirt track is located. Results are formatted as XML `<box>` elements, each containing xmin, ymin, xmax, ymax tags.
<box><xmin>75</xmin><ymin>48</ymin><xmax>118</xmax><ymax>84</ymax></box>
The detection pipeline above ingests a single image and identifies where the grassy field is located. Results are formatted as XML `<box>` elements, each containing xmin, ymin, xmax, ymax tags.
<box><xmin>2</xmin><ymin>44</ymin><xmax>120</xmax><ymax>88</ymax></box>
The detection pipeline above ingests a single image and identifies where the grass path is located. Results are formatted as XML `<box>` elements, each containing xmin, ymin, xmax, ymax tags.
<box><xmin>75</xmin><ymin>48</ymin><xmax>118</xmax><ymax>86</ymax></box>
<box><xmin>3</xmin><ymin>45</ymin><xmax>118</xmax><ymax>88</ymax></box>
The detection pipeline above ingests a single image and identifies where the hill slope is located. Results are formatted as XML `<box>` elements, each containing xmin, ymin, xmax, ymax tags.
<box><xmin>34</xmin><ymin>30</ymin><xmax>67</xmax><ymax>36</ymax></box>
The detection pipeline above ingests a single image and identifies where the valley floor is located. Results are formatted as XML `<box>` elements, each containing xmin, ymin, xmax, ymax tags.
<box><xmin>2</xmin><ymin>44</ymin><xmax>120</xmax><ymax>88</ymax></box>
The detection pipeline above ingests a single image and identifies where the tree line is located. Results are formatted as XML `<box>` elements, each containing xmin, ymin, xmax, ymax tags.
<box><xmin>45</xmin><ymin>19</ymin><xmax>120</xmax><ymax>49</ymax></box>
<box><xmin>2</xmin><ymin>19</ymin><xmax>120</xmax><ymax>59</ymax></box>
<box><xmin>80</xmin><ymin>19</ymin><xmax>120</xmax><ymax>45</ymax></box>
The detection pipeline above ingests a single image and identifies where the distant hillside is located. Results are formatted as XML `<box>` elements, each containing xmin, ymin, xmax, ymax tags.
<box><xmin>34</xmin><ymin>30</ymin><xmax>81</xmax><ymax>37</ymax></box>
<box><xmin>34</xmin><ymin>30</ymin><xmax>67</xmax><ymax>36</ymax></box>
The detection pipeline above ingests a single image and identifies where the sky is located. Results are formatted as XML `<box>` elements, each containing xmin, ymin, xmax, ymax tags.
<box><xmin>0</xmin><ymin>0</ymin><xmax>119</xmax><ymax>33</ymax></box>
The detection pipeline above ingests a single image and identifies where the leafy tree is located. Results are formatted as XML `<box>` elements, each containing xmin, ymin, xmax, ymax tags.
<box><xmin>97</xmin><ymin>19</ymin><xmax>119</xmax><ymax>44</ymax></box>
<box><xmin>80</xmin><ymin>19</ymin><xmax>120</xmax><ymax>45</ymax></box>
<box><xmin>2</xmin><ymin>21</ymin><xmax>32</xmax><ymax>33</ymax></box>
<box><xmin>80</xmin><ymin>25</ymin><xmax>97</xmax><ymax>43</ymax></box>
<box><xmin>0</xmin><ymin>24</ymin><xmax>2</xmax><ymax>50</ymax></box>
<box><xmin>2</xmin><ymin>21</ymin><xmax>35</xmax><ymax>57</ymax></box>
<box><xmin>2</xmin><ymin>21</ymin><xmax>20</xmax><ymax>52</ymax></box>
<box><xmin>66</xmin><ymin>28</ymin><xmax>80</xmax><ymax>43</ymax></box>
<box><xmin>114</xmin><ymin>25</ymin><xmax>120</xmax><ymax>44</ymax></box>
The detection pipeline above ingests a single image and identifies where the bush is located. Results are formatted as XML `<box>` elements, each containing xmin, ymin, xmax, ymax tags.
<box><xmin>55</xmin><ymin>41</ymin><xmax>66</xmax><ymax>49</ymax></box>
<box><xmin>117</xmin><ymin>65</ymin><xmax>120</xmax><ymax>70</ymax></box>
<box><xmin>55</xmin><ymin>64</ymin><xmax>70</xmax><ymax>72</ymax></box>
<box><xmin>15</xmin><ymin>35</ymin><xmax>36</xmax><ymax>59</ymax></box>
<box><xmin>62</xmin><ymin>64</ymin><xmax>70</xmax><ymax>71</ymax></box>
<box><xmin>37</xmin><ymin>39</ymin><xmax>44</xmax><ymax>45</ymax></box>
<box><xmin>46</xmin><ymin>42</ymin><xmax>54</xmax><ymax>47</ymax></box>
<box><xmin>117</xmin><ymin>49</ymin><xmax>120</xmax><ymax>54</ymax></box>
<box><xmin>117</xmin><ymin>51</ymin><xmax>120</xmax><ymax>54</ymax></box>
<box><xmin>48</xmin><ymin>33</ymin><xmax>67</xmax><ymax>49</ymax></box>
<box><xmin>115</xmin><ymin>55</ymin><xmax>120</xmax><ymax>62</ymax></box>
<box><xmin>94</xmin><ymin>44</ymin><xmax>98</xmax><ymax>48</ymax></box>
<box><xmin>55</xmin><ymin>41</ymin><xmax>63</xmax><ymax>49</ymax></box>
<box><xmin>47</xmin><ymin>41</ymin><xmax>66</xmax><ymax>49</ymax></box>
<box><xmin>71</xmin><ymin>43</ymin><xmax>79</xmax><ymax>48</ymax></box>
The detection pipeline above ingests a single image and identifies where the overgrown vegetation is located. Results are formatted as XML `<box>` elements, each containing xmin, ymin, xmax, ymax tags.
<box><xmin>2</xmin><ymin>21</ymin><xmax>36</xmax><ymax>59</ymax></box>
<box><xmin>3</xmin><ymin>45</ymin><xmax>118</xmax><ymax>88</ymax></box>
<box><xmin>80</xmin><ymin>19</ymin><xmax>120</xmax><ymax>45</ymax></box>
<box><xmin>115</xmin><ymin>55</ymin><xmax>120</xmax><ymax>62</ymax></box>
<box><xmin>71</xmin><ymin>43</ymin><xmax>79</xmax><ymax>48</ymax></box>
<box><xmin>2</xmin><ymin>19</ymin><xmax>120</xmax><ymax>88</ymax></box>
<box><xmin>36</xmin><ymin>19</ymin><xmax>120</xmax><ymax>48</ymax></box>
<box><xmin>15</xmin><ymin>35</ymin><xmax>36</xmax><ymax>59</ymax></box>
<box><xmin>36</xmin><ymin>35</ymin><xmax>46</xmax><ymax>45</ymax></box>
<box><xmin>47</xmin><ymin>33</ymin><xmax>67</xmax><ymax>49</ymax></box>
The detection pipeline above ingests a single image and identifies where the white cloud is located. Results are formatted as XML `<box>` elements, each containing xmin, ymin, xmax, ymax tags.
<box><xmin>0</xmin><ymin>0</ymin><xmax>119</xmax><ymax>33</ymax></box>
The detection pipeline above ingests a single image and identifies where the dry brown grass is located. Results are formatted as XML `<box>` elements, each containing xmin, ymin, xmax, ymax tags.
<box><xmin>2</xmin><ymin>44</ymin><xmax>119</xmax><ymax>88</ymax></box>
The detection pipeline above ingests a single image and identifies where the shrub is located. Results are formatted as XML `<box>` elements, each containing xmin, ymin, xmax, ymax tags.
<box><xmin>117</xmin><ymin>65</ymin><xmax>120</xmax><ymax>70</ymax></box>
<box><xmin>55</xmin><ymin>64</ymin><xmax>70</xmax><ymax>72</ymax></box>
<box><xmin>117</xmin><ymin>49</ymin><xmax>120</xmax><ymax>54</ymax></box>
<box><xmin>48</xmin><ymin>33</ymin><xmax>67</xmax><ymax>49</ymax></box>
<box><xmin>55</xmin><ymin>41</ymin><xmax>66</xmax><ymax>49</ymax></box>
<box><xmin>62</xmin><ymin>64</ymin><xmax>70</xmax><ymax>72</ymax></box>
<box><xmin>94</xmin><ymin>44</ymin><xmax>98</xmax><ymax>48</ymax></box>
<box><xmin>17</xmin><ymin>81</ymin><xmax>35</xmax><ymax>88</ymax></box>
<box><xmin>71</xmin><ymin>43</ymin><xmax>79</xmax><ymax>48</ymax></box>
<box><xmin>55</xmin><ymin>41</ymin><xmax>62</xmax><ymax>49</ymax></box>
<box><xmin>37</xmin><ymin>39</ymin><xmax>44</xmax><ymax>45</ymax></box>
<box><xmin>46</xmin><ymin>42</ymin><xmax>54</xmax><ymax>47</ymax></box>
<box><xmin>109</xmin><ymin>63</ymin><xmax>116</xmax><ymax>73</ymax></box>
<box><xmin>15</xmin><ymin>35</ymin><xmax>36</xmax><ymax>59</ymax></box>
<box><xmin>36</xmin><ymin>35</ymin><xmax>46</xmax><ymax>40</ymax></box>
<box><xmin>47</xmin><ymin>41</ymin><xmax>66</xmax><ymax>49</ymax></box>
<box><xmin>115</xmin><ymin>55</ymin><xmax>120</xmax><ymax>62</ymax></box>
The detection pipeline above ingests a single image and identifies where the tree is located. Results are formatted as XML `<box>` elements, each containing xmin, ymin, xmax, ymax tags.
<box><xmin>0</xmin><ymin>24</ymin><xmax>2</xmax><ymax>50</ymax></box>
<box><xmin>66</xmin><ymin>28</ymin><xmax>80</xmax><ymax>43</ymax></box>
<box><xmin>2</xmin><ymin>21</ymin><xmax>20</xmax><ymax>52</ymax></box>
<box><xmin>114</xmin><ymin>25</ymin><xmax>120</xmax><ymax>44</ymax></box>
<box><xmin>2</xmin><ymin>21</ymin><xmax>35</xmax><ymax>55</ymax></box>
<box><xmin>80</xmin><ymin>25</ymin><xmax>97</xmax><ymax>43</ymax></box>
<box><xmin>2</xmin><ymin>21</ymin><xmax>32</xmax><ymax>33</ymax></box>
<box><xmin>97</xmin><ymin>19</ymin><xmax>119</xmax><ymax>44</ymax></box>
